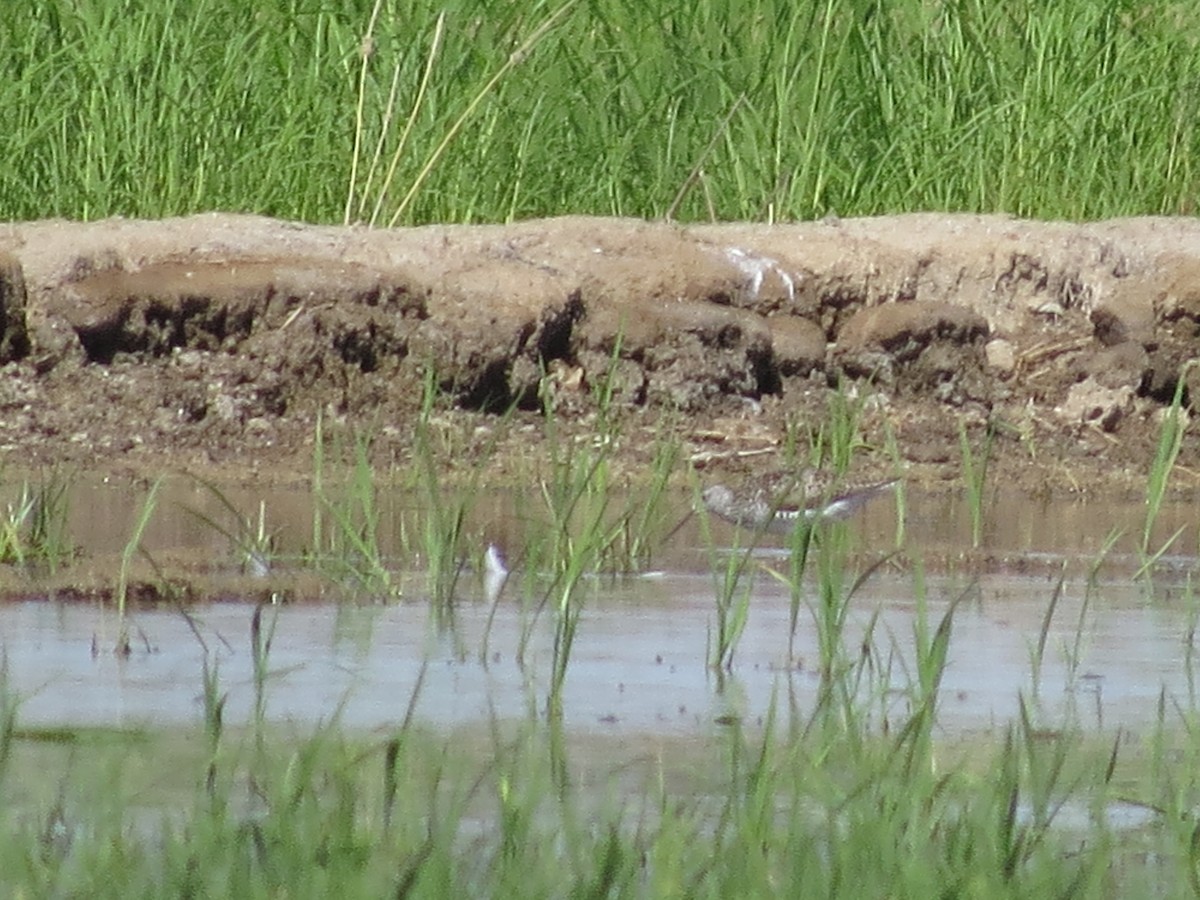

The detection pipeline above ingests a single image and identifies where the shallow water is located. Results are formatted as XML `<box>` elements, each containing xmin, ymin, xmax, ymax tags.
<box><xmin>4</xmin><ymin>568</ymin><xmax>1197</xmax><ymax>739</ymax></box>
<box><xmin>33</xmin><ymin>474</ymin><xmax>1200</xmax><ymax>572</ymax></box>
<box><xmin>4</xmin><ymin>479</ymin><xmax>1200</xmax><ymax>741</ymax></box>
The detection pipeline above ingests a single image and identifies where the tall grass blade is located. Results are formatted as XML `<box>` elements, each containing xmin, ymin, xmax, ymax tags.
<box><xmin>1031</xmin><ymin>562</ymin><xmax>1067</xmax><ymax>692</ymax></box>
<box><xmin>959</xmin><ymin>419</ymin><xmax>994</xmax><ymax>550</ymax></box>
<box><xmin>114</xmin><ymin>477</ymin><xmax>163</xmax><ymax>653</ymax></box>
<box><xmin>1142</xmin><ymin>361</ymin><xmax>1193</xmax><ymax>554</ymax></box>
<box><xmin>386</xmin><ymin>0</ymin><xmax>581</xmax><ymax>226</ymax></box>
<box><xmin>0</xmin><ymin>656</ymin><xmax>15</xmax><ymax>785</ymax></box>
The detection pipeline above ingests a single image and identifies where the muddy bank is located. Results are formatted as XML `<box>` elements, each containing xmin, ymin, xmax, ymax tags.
<box><xmin>1</xmin><ymin>213</ymin><xmax>1198</xmax><ymax>494</ymax></box>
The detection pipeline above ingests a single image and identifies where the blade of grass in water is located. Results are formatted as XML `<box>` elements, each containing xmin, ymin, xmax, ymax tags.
<box><xmin>959</xmin><ymin>419</ymin><xmax>994</xmax><ymax>550</ymax></box>
<box><xmin>1142</xmin><ymin>361</ymin><xmax>1193</xmax><ymax>556</ymax></box>
<box><xmin>114</xmin><ymin>477</ymin><xmax>163</xmax><ymax>653</ymax></box>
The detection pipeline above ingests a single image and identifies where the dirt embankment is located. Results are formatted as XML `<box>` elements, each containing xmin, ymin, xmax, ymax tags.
<box><xmin>0</xmin><ymin>213</ymin><xmax>1198</xmax><ymax>494</ymax></box>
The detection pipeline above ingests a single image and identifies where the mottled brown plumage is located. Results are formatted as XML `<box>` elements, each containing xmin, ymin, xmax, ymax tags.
<box><xmin>701</xmin><ymin>473</ymin><xmax>899</xmax><ymax>533</ymax></box>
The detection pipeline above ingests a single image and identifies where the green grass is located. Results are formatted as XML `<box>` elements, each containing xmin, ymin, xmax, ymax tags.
<box><xmin>308</xmin><ymin>421</ymin><xmax>398</xmax><ymax>600</ymax></box>
<box><xmin>514</xmin><ymin>400</ymin><xmax>680</xmax><ymax>713</ymax></box>
<box><xmin>0</xmin><ymin>471</ymin><xmax>74</xmax><ymax>572</ymax></box>
<box><xmin>1141</xmin><ymin>360</ymin><xmax>1193</xmax><ymax>562</ymax></box>
<box><xmin>1</xmin><ymin>0</ymin><xmax>1196</xmax><ymax>224</ymax></box>
<box><xmin>113</xmin><ymin>476</ymin><xmax>164</xmax><ymax>654</ymax></box>
<box><xmin>959</xmin><ymin>417</ymin><xmax>995</xmax><ymax>550</ymax></box>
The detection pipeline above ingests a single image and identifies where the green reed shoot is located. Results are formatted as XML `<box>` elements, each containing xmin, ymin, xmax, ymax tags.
<box><xmin>336</xmin><ymin>433</ymin><xmax>393</xmax><ymax>597</ymax></box>
<box><xmin>1142</xmin><ymin>361</ymin><xmax>1193</xmax><ymax>556</ymax></box>
<box><xmin>696</xmin><ymin>484</ymin><xmax>756</xmax><ymax>673</ymax></box>
<box><xmin>784</xmin><ymin>521</ymin><xmax>816</xmax><ymax>663</ymax></box>
<box><xmin>113</xmin><ymin>477</ymin><xmax>162</xmax><ymax>652</ymax></box>
<box><xmin>200</xmin><ymin>654</ymin><xmax>225</xmax><ymax>798</ymax></box>
<box><xmin>709</xmin><ymin>535</ymin><xmax>755</xmax><ymax>674</ymax></box>
<box><xmin>531</xmin><ymin>442</ymin><xmax>615</xmax><ymax>712</ymax></box>
<box><xmin>959</xmin><ymin>418</ymin><xmax>995</xmax><ymax>549</ymax></box>
<box><xmin>1136</xmin><ymin>524</ymin><xmax>1188</xmax><ymax>584</ymax></box>
<box><xmin>0</xmin><ymin>493</ymin><xmax>34</xmax><ymax>566</ymax></box>
<box><xmin>308</xmin><ymin>419</ymin><xmax>396</xmax><ymax>600</ymax></box>
<box><xmin>1030</xmin><ymin>562</ymin><xmax>1067</xmax><ymax>695</ymax></box>
<box><xmin>804</xmin><ymin>379</ymin><xmax>868</xmax><ymax>473</ymax></box>
<box><xmin>883</xmin><ymin>420</ymin><xmax>907</xmax><ymax>549</ymax></box>
<box><xmin>0</xmin><ymin>657</ymin><xmax>14</xmax><ymax>785</ymax></box>
<box><xmin>811</xmin><ymin>523</ymin><xmax>853</xmax><ymax>682</ymax></box>
<box><xmin>589</xmin><ymin>330</ymin><xmax>626</xmax><ymax>436</ymax></box>
<box><xmin>811</xmin><ymin>533</ymin><xmax>894</xmax><ymax>724</ymax></box>
<box><xmin>1064</xmin><ymin>528</ymin><xmax>1122</xmax><ymax>689</ymax></box>
<box><xmin>545</xmin><ymin>560</ymin><xmax>587</xmax><ymax>720</ymax></box>
<box><xmin>0</xmin><ymin>472</ymin><xmax>74</xmax><ymax>572</ymax></box>
<box><xmin>1186</xmin><ymin>577</ymin><xmax>1200</xmax><ymax>706</ymax></box>
<box><xmin>250</xmin><ymin>601</ymin><xmax>280</xmax><ymax>738</ymax></box>
<box><xmin>760</xmin><ymin>501</ymin><xmax>821</xmax><ymax>666</ymax></box>
<box><xmin>890</xmin><ymin>579</ymin><xmax>966</xmax><ymax>778</ymax></box>
<box><xmin>182</xmin><ymin>477</ymin><xmax>277</xmax><ymax>576</ymax></box>
<box><xmin>1015</xmin><ymin>694</ymin><xmax>1075</xmax><ymax>839</ymax></box>
<box><xmin>311</xmin><ymin>410</ymin><xmax>326</xmax><ymax>558</ymax></box>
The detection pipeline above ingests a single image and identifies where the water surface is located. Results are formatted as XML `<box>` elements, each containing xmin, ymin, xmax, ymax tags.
<box><xmin>5</xmin><ymin>480</ymin><xmax>1199</xmax><ymax>740</ymax></box>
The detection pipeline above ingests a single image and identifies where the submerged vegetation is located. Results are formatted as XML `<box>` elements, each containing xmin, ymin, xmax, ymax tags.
<box><xmin>0</xmin><ymin>0</ymin><xmax>1197</xmax><ymax>224</ymax></box>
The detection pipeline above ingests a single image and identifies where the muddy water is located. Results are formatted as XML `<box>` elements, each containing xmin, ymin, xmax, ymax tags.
<box><xmin>4</xmin><ymin>479</ymin><xmax>1200</xmax><ymax>737</ymax></box>
<box><xmin>51</xmin><ymin>476</ymin><xmax>1200</xmax><ymax>576</ymax></box>
<box><xmin>3</xmin><ymin>570</ymin><xmax>1198</xmax><ymax>737</ymax></box>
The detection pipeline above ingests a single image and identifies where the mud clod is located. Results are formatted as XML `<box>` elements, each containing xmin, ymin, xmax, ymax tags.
<box><xmin>0</xmin><ymin>212</ymin><xmax>1198</xmax><ymax>493</ymax></box>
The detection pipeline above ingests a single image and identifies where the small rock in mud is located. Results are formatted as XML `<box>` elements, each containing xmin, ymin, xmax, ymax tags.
<box><xmin>1055</xmin><ymin>378</ymin><xmax>1134</xmax><ymax>432</ymax></box>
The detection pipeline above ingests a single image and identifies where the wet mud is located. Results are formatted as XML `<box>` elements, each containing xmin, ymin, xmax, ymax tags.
<box><xmin>1</xmin><ymin>213</ymin><xmax>1199</xmax><ymax>498</ymax></box>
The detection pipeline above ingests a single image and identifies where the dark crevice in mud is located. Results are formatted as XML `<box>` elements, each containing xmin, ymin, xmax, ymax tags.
<box><xmin>703</xmin><ymin>288</ymin><xmax>735</xmax><ymax>307</ymax></box>
<box><xmin>817</xmin><ymin>287</ymin><xmax>868</xmax><ymax>338</ymax></box>
<box><xmin>750</xmin><ymin>347</ymin><xmax>782</xmax><ymax>396</ymax></box>
<box><xmin>331</xmin><ymin>320</ymin><xmax>410</xmax><ymax>374</ymax></box>
<box><xmin>74</xmin><ymin>295</ymin><xmax>259</xmax><ymax>364</ymax></box>
<box><xmin>0</xmin><ymin>256</ymin><xmax>30</xmax><ymax>364</ymax></box>
<box><xmin>712</xmin><ymin>323</ymin><xmax>747</xmax><ymax>350</ymax></box>
<box><xmin>0</xmin><ymin>326</ymin><xmax>30</xmax><ymax>364</ymax></box>
<box><xmin>457</xmin><ymin>358</ymin><xmax>514</xmax><ymax>413</ymax></box>
<box><xmin>537</xmin><ymin>290</ymin><xmax>585</xmax><ymax>363</ymax></box>
<box><xmin>1142</xmin><ymin>369</ymin><xmax>1191</xmax><ymax>408</ymax></box>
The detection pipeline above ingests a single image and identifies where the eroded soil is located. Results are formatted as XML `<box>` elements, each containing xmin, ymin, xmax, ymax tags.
<box><xmin>2</xmin><ymin>212</ymin><xmax>1200</xmax><ymax>498</ymax></box>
